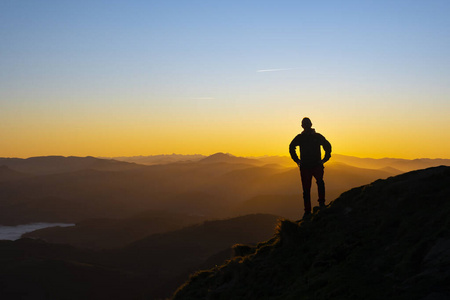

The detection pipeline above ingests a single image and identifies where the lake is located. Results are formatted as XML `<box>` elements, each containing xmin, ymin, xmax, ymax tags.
<box><xmin>0</xmin><ymin>223</ymin><xmax>74</xmax><ymax>240</ymax></box>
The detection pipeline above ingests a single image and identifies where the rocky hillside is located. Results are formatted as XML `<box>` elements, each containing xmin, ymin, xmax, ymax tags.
<box><xmin>173</xmin><ymin>166</ymin><xmax>450</xmax><ymax>300</ymax></box>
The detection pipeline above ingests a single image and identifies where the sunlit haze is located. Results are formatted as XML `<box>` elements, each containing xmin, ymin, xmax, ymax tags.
<box><xmin>2</xmin><ymin>1</ymin><xmax>449</xmax><ymax>159</ymax></box>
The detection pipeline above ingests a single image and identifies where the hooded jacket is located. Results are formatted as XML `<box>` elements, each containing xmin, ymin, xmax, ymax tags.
<box><xmin>289</xmin><ymin>128</ymin><xmax>332</xmax><ymax>168</ymax></box>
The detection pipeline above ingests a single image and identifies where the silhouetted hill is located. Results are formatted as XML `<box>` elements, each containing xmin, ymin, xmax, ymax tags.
<box><xmin>332</xmin><ymin>154</ymin><xmax>450</xmax><ymax>172</ymax></box>
<box><xmin>0</xmin><ymin>238</ymin><xmax>146</xmax><ymax>300</ymax></box>
<box><xmin>0</xmin><ymin>214</ymin><xmax>280</xmax><ymax>300</ymax></box>
<box><xmin>109</xmin><ymin>213</ymin><xmax>280</xmax><ymax>298</ymax></box>
<box><xmin>0</xmin><ymin>156</ymin><xmax>142</xmax><ymax>175</ymax></box>
<box><xmin>23</xmin><ymin>210</ymin><xmax>208</xmax><ymax>249</ymax></box>
<box><xmin>0</xmin><ymin>156</ymin><xmax>400</xmax><ymax>225</ymax></box>
<box><xmin>379</xmin><ymin>166</ymin><xmax>404</xmax><ymax>174</ymax></box>
<box><xmin>173</xmin><ymin>166</ymin><xmax>450</xmax><ymax>300</ymax></box>
<box><xmin>114</xmin><ymin>214</ymin><xmax>279</xmax><ymax>274</ymax></box>
<box><xmin>106</xmin><ymin>154</ymin><xmax>206</xmax><ymax>165</ymax></box>
<box><xmin>0</xmin><ymin>165</ymin><xmax>31</xmax><ymax>181</ymax></box>
<box><xmin>231</xmin><ymin>154</ymin><xmax>449</xmax><ymax>171</ymax></box>
<box><xmin>253</xmin><ymin>155</ymin><xmax>293</xmax><ymax>167</ymax></box>
<box><xmin>101</xmin><ymin>153</ymin><xmax>450</xmax><ymax>171</ymax></box>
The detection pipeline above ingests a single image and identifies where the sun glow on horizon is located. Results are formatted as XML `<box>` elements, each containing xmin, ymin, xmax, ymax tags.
<box><xmin>1</xmin><ymin>1</ymin><xmax>449</xmax><ymax>160</ymax></box>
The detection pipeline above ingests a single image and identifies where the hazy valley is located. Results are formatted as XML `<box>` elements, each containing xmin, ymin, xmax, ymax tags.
<box><xmin>2</xmin><ymin>153</ymin><xmax>445</xmax><ymax>226</ymax></box>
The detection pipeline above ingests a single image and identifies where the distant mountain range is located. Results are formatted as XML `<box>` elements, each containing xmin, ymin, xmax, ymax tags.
<box><xmin>106</xmin><ymin>153</ymin><xmax>450</xmax><ymax>171</ymax></box>
<box><xmin>331</xmin><ymin>154</ymin><xmax>450</xmax><ymax>172</ymax></box>
<box><xmin>2</xmin><ymin>153</ymin><xmax>448</xmax><ymax>173</ymax></box>
<box><xmin>0</xmin><ymin>153</ymin><xmax>448</xmax><ymax>225</ymax></box>
<box><xmin>0</xmin><ymin>156</ymin><xmax>142</xmax><ymax>175</ymax></box>
<box><xmin>0</xmin><ymin>154</ymin><xmax>400</xmax><ymax>225</ymax></box>
<box><xmin>100</xmin><ymin>154</ymin><xmax>205</xmax><ymax>166</ymax></box>
<box><xmin>174</xmin><ymin>166</ymin><xmax>450</xmax><ymax>300</ymax></box>
<box><xmin>198</xmin><ymin>152</ymin><xmax>263</xmax><ymax>165</ymax></box>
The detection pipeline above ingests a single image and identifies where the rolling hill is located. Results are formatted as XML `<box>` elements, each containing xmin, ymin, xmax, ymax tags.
<box><xmin>107</xmin><ymin>153</ymin><xmax>450</xmax><ymax>171</ymax></box>
<box><xmin>105</xmin><ymin>154</ymin><xmax>205</xmax><ymax>165</ymax></box>
<box><xmin>22</xmin><ymin>210</ymin><xmax>208</xmax><ymax>249</ymax></box>
<box><xmin>0</xmin><ymin>165</ymin><xmax>31</xmax><ymax>182</ymax></box>
<box><xmin>0</xmin><ymin>214</ymin><xmax>280</xmax><ymax>300</ymax></box>
<box><xmin>0</xmin><ymin>156</ymin><xmax>142</xmax><ymax>175</ymax></box>
<box><xmin>0</xmin><ymin>154</ymin><xmax>403</xmax><ymax>225</ymax></box>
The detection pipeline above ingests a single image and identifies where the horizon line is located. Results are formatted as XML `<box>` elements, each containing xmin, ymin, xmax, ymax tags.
<box><xmin>2</xmin><ymin>153</ymin><xmax>449</xmax><ymax>161</ymax></box>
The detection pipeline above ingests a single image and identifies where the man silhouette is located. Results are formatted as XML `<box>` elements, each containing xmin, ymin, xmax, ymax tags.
<box><xmin>289</xmin><ymin>117</ymin><xmax>332</xmax><ymax>219</ymax></box>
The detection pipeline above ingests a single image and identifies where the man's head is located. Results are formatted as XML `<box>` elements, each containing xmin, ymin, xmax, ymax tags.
<box><xmin>301</xmin><ymin>117</ymin><xmax>312</xmax><ymax>129</ymax></box>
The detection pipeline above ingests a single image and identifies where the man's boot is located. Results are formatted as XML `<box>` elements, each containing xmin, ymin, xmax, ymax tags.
<box><xmin>318</xmin><ymin>199</ymin><xmax>326</xmax><ymax>209</ymax></box>
<box><xmin>302</xmin><ymin>211</ymin><xmax>311</xmax><ymax>220</ymax></box>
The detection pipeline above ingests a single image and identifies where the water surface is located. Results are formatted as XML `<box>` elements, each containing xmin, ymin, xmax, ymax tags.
<box><xmin>0</xmin><ymin>223</ymin><xmax>74</xmax><ymax>240</ymax></box>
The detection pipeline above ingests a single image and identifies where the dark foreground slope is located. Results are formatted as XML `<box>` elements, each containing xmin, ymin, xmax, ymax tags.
<box><xmin>0</xmin><ymin>214</ymin><xmax>279</xmax><ymax>300</ymax></box>
<box><xmin>0</xmin><ymin>239</ymin><xmax>146</xmax><ymax>300</ymax></box>
<box><xmin>22</xmin><ymin>210</ymin><xmax>208</xmax><ymax>249</ymax></box>
<box><xmin>173</xmin><ymin>166</ymin><xmax>450</xmax><ymax>300</ymax></box>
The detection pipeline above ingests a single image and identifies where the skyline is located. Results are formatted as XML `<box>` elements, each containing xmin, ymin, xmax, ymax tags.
<box><xmin>2</xmin><ymin>1</ymin><xmax>450</xmax><ymax>159</ymax></box>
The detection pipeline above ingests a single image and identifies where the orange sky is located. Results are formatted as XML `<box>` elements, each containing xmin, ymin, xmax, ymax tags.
<box><xmin>3</xmin><ymin>98</ymin><xmax>449</xmax><ymax>159</ymax></box>
<box><xmin>2</xmin><ymin>2</ymin><xmax>450</xmax><ymax>159</ymax></box>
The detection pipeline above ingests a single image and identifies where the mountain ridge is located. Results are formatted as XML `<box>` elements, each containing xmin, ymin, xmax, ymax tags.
<box><xmin>104</xmin><ymin>153</ymin><xmax>450</xmax><ymax>170</ymax></box>
<box><xmin>0</xmin><ymin>156</ymin><xmax>402</xmax><ymax>225</ymax></box>
<box><xmin>198</xmin><ymin>152</ymin><xmax>262</xmax><ymax>165</ymax></box>
<box><xmin>0</xmin><ymin>165</ymin><xmax>31</xmax><ymax>181</ymax></box>
<box><xmin>0</xmin><ymin>156</ymin><xmax>142</xmax><ymax>175</ymax></box>
<box><xmin>173</xmin><ymin>166</ymin><xmax>450</xmax><ymax>300</ymax></box>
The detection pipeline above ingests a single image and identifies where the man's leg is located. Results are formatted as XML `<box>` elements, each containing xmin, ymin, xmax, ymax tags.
<box><xmin>312</xmin><ymin>165</ymin><xmax>325</xmax><ymax>207</ymax></box>
<box><xmin>300</xmin><ymin>167</ymin><xmax>313</xmax><ymax>213</ymax></box>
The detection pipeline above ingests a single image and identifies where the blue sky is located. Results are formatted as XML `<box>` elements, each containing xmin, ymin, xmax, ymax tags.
<box><xmin>1</xmin><ymin>1</ymin><xmax>450</xmax><ymax>158</ymax></box>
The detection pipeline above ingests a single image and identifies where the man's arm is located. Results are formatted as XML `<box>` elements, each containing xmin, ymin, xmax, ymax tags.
<box><xmin>289</xmin><ymin>136</ymin><xmax>301</xmax><ymax>164</ymax></box>
<box><xmin>321</xmin><ymin>136</ymin><xmax>332</xmax><ymax>163</ymax></box>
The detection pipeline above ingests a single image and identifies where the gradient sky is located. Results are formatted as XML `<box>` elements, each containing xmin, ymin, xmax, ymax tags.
<box><xmin>1</xmin><ymin>1</ymin><xmax>450</xmax><ymax>159</ymax></box>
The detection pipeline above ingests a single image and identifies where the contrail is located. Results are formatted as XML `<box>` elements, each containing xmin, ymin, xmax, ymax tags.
<box><xmin>257</xmin><ymin>68</ymin><xmax>294</xmax><ymax>73</ymax></box>
<box><xmin>189</xmin><ymin>97</ymin><xmax>215</xmax><ymax>100</ymax></box>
